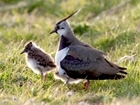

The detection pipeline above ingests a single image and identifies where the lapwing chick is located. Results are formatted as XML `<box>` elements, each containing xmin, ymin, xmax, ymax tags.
<box><xmin>21</xmin><ymin>41</ymin><xmax>56</xmax><ymax>81</ymax></box>
<box><xmin>50</xmin><ymin>10</ymin><xmax>127</xmax><ymax>90</ymax></box>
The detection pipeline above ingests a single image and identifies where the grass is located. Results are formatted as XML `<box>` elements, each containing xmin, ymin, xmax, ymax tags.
<box><xmin>0</xmin><ymin>0</ymin><xmax>140</xmax><ymax>104</ymax></box>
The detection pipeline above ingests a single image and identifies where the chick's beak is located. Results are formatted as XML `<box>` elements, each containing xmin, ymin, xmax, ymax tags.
<box><xmin>20</xmin><ymin>49</ymin><xmax>25</xmax><ymax>54</ymax></box>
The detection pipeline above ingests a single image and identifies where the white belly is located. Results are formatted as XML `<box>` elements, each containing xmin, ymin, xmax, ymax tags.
<box><xmin>26</xmin><ymin>57</ymin><xmax>40</xmax><ymax>74</ymax></box>
<box><xmin>55</xmin><ymin>47</ymin><xmax>69</xmax><ymax>75</ymax></box>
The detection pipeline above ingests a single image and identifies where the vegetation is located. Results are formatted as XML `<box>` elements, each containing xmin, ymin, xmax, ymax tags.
<box><xmin>0</xmin><ymin>0</ymin><xmax>140</xmax><ymax>104</ymax></box>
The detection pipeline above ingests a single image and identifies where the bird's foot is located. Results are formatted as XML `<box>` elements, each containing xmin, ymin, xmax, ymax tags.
<box><xmin>66</xmin><ymin>84</ymin><xmax>71</xmax><ymax>90</ymax></box>
<box><xmin>83</xmin><ymin>80</ymin><xmax>90</xmax><ymax>90</ymax></box>
<box><xmin>43</xmin><ymin>74</ymin><xmax>47</xmax><ymax>82</ymax></box>
<box><xmin>65</xmin><ymin>77</ymin><xmax>71</xmax><ymax>90</ymax></box>
<box><xmin>39</xmin><ymin>69</ymin><xmax>44</xmax><ymax>82</ymax></box>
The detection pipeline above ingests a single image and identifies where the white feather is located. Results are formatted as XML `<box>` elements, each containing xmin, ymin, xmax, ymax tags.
<box><xmin>55</xmin><ymin>47</ymin><xmax>82</xmax><ymax>84</ymax></box>
<box><xmin>26</xmin><ymin>56</ymin><xmax>40</xmax><ymax>74</ymax></box>
<box><xmin>54</xmin><ymin>72</ymin><xmax>82</xmax><ymax>84</ymax></box>
<box><xmin>57</xmin><ymin>29</ymin><xmax>66</xmax><ymax>36</ymax></box>
<box><xmin>55</xmin><ymin>47</ymin><xmax>69</xmax><ymax>75</ymax></box>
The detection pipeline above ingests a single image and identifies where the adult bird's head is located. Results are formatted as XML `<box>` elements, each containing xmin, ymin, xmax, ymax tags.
<box><xmin>50</xmin><ymin>10</ymin><xmax>79</xmax><ymax>37</ymax></box>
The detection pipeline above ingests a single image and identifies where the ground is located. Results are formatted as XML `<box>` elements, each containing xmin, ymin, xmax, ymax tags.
<box><xmin>0</xmin><ymin>0</ymin><xmax>140</xmax><ymax>105</ymax></box>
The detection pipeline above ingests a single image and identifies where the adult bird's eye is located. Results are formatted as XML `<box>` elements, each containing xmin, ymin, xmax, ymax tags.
<box><xmin>57</xmin><ymin>26</ymin><xmax>60</xmax><ymax>29</ymax></box>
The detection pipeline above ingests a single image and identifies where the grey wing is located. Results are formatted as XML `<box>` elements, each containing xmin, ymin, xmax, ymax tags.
<box><xmin>60</xmin><ymin>55</ymin><xmax>127</xmax><ymax>80</ymax></box>
<box><xmin>68</xmin><ymin>45</ymin><xmax>106</xmax><ymax>62</ymax></box>
<box><xmin>61</xmin><ymin>45</ymin><xmax>127</xmax><ymax>80</ymax></box>
<box><xmin>60</xmin><ymin>55</ymin><xmax>100</xmax><ymax>79</ymax></box>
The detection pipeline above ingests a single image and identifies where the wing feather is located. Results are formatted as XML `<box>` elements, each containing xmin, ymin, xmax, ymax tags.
<box><xmin>28</xmin><ymin>52</ymin><xmax>55</xmax><ymax>67</ymax></box>
<box><xmin>68</xmin><ymin>45</ymin><xmax>106</xmax><ymax>62</ymax></box>
<box><xmin>60</xmin><ymin>55</ymin><xmax>99</xmax><ymax>79</ymax></box>
<box><xmin>61</xmin><ymin>54</ymin><xmax>127</xmax><ymax>80</ymax></box>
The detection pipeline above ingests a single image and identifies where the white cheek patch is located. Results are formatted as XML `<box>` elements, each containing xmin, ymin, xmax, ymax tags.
<box><xmin>57</xmin><ymin>29</ymin><xmax>66</xmax><ymax>36</ymax></box>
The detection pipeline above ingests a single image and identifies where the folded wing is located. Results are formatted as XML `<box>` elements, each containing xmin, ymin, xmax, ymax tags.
<box><xmin>29</xmin><ymin>52</ymin><xmax>56</xmax><ymax>68</ymax></box>
<box><xmin>60</xmin><ymin>45</ymin><xmax>127</xmax><ymax>80</ymax></box>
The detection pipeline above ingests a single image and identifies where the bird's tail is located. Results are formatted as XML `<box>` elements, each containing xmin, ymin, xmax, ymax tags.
<box><xmin>105</xmin><ymin>58</ymin><xmax>128</xmax><ymax>75</ymax></box>
<box><xmin>119</xmin><ymin>70</ymin><xmax>128</xmax><ymax>75</ymax></box>
<box><xmin>91</xmin><ymin>74</ymin><xmax>126</xmax><ymax>80</ymax></box>
<box><xmin>118</xmin><ymin>66</ymin><xmax>128</xmax><ymax>75</ymax></box>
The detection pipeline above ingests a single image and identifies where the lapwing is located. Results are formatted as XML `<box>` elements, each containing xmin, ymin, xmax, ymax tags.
<box><xmin>21</xmin><ymin>41</ymin><xmax>56</xmax><ymax>81</ymax></box>
<box><xmin>50</xmin><ymin>10</ymin><xmax>127</xmax><ymax>90</ymax></box>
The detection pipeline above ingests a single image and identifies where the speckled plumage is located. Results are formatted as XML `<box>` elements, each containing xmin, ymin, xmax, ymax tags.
<box><xmin>21</xmin><ymin>41</ymin><xmax>56</xmax><ymax>81</ymax></box>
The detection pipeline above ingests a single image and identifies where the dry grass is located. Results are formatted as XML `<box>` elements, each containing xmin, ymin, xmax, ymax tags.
<box><xmin>0</xmin><ymin>0</ymin><xmax>140</xmax><ymax>105</ymax></box>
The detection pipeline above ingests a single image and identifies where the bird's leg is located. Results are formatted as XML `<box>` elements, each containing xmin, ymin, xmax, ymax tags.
<box><xmin>39</xmin><ymin>70</ymin><xmax>44</xmax><ymax>81</ymax></box>
<box><xmin>84</xmin><ymin>80</ymin><xmax>90</xmax><ymax>90</ymax></box>
<box><xmin>44</xmin><ymin>73</ymin><xmax>47</xmax><ymax>82</ymax></box>
<box><xmin>65</xmin><ymin>75</ymin><xmax>70</xmax><ymax>90</ymax></box>
<box><xmin>37</xmin><ymin>67</ymin><xmax>44</xmax><ymax>82</ymax></box>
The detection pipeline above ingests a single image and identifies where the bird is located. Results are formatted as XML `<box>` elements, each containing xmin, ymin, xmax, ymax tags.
<box><xmin>50</xmin><ymin>10</ymin><xmax>127</xmax><ymax>90</ymax></box>
<box><xmin>20</xmin><ymin>41</ymin><xmax>56</xmax><ymax>81</ymax></box>
<box><xmin>54</xmin><ymin>71</ymin><xmax>82</xmax><ymax>85</ymax></box>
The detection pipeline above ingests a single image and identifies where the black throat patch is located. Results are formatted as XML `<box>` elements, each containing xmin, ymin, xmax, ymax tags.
<box><xmin>59</xmin><ymin>36</ymin><xmax>71</xmax><ymax>50</ymax></box>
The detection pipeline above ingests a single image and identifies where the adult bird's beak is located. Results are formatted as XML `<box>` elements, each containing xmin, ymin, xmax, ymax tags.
<box><xmin>50</xmin><ymin>28</ymin><xmax>56</xmax><ymax>34</ymax></box>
